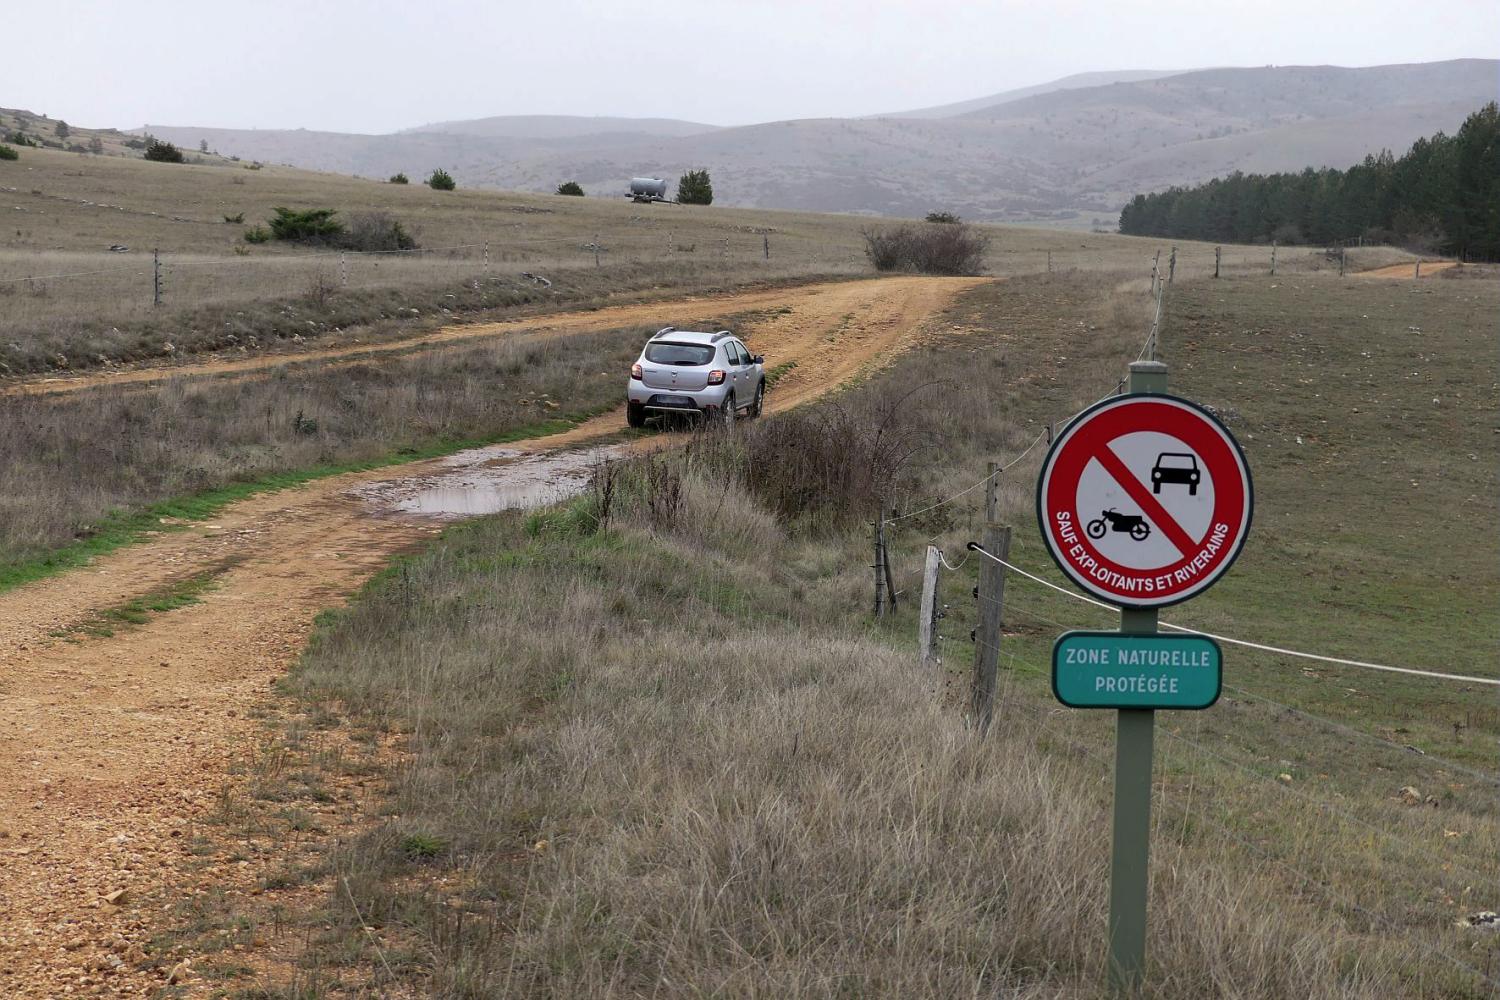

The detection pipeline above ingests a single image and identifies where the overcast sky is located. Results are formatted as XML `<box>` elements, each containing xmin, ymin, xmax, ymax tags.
<box><xmin>6</xmin><ymin>0</ymin><xmax>1497</xmax><ymax>132</ymax></box>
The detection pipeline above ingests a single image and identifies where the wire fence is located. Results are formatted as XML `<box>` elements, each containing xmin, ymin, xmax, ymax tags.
<box><xmin>0</xmin><ymin>232</ymin><xmax>1372</xmax><ymax>338</ymax></box>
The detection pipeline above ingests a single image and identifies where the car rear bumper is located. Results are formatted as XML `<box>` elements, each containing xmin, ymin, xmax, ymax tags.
<box><xmin>627</xmin><ymin>381</ymin><xmax>731</xmax><ymax>411</ymax></box>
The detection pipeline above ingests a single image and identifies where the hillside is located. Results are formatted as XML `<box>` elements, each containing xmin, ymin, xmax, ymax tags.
<box><xmin>398</xmin><ymin>115</ymin><xmax>720</xmax><ymax>139</ymax></box>
<box><xmin>107</xmin><ymin>59</ymin><xmax>1500</xmax><ymax>223</ymax></box>
<box><xmin>877</xmin><ymin>68</ymin><xmax>1185</xmax><ymax>119</ymax></box>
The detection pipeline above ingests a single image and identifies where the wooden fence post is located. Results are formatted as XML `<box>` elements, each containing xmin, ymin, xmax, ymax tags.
<box><xmin>984</xmin><ymin>461</ymin><xmax>999</xmax><ymax>523</ymax></box>
<box><xmin>918</xmin><ymin>546</ymin><xmax>942</xmax><ymax>667</ymax></box>
<box><xmin>1213</xmin><ymin>246</ymin><xmax>1221</xmax><ymax>279</ymax></box>
<box><xmin>1168</xmin><ymin>246</ymin><xmax>1176</xmax><ymax>284</ymax></box>
<box><xmin>970</xmin><ymin>524</ymin><xmax>1011</xmax><ymax>734</ymax></box>
<box><xmin>1270</xmin><ymin>241</ymin><xmax>1277</xmax><ymax>276</ymax></box>
<box><xmin>873</xmin><ymin>517</ymin><xmax>886</xmax><ymax>618</ymax></box>
<box><xmin>882</xmin><ymin>510</ymin><xmax>899</xmax><ymax>613</ymax></box>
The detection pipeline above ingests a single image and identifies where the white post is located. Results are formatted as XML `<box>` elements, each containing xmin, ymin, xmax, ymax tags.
<box><xmin>918</xmin><ymin>546</ymin><xmax>942</xmax><ymax>667</ymax></box>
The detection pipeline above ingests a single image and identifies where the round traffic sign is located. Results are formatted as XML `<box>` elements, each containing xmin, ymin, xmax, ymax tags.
<box><xmin>1036</xmin><ymin>394</ymin><xmax>1252</xmax><ymax>607</ymax></box>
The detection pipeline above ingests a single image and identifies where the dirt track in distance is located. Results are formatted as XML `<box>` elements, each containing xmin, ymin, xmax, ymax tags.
<box><xmin>1354</xmin><ymin>260</ymin><xmax>1457</xmax><ymax>279</ymax></box>
<box><xmin>0</xmin><ymin>274</ymin><xmax>985</xmax><ymax>997</ymax></box>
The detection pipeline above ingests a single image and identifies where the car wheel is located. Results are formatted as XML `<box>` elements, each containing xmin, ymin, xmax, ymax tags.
<box><xmin>720</xmin><ymin>392</ymin><xmax>736</xmax><ymax>428</ymax></box>
<box><xmin>626</xmin><ymin>402</ymin><xmax>646</xmax><ymax>428</ymax></box>
<box><xmin>751</xmin><ymin>380</ymin><xmax>765</xmax><ymax>417</ymax></box>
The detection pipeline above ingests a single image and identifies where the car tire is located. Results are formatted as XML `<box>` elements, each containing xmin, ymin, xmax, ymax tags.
<box><xmin>627</xmin><ymin>402</ymin><xmax>646</xmax><ymax>428</ymax></box>
<box><xmin>720</xmin><ymin>392</ymin><xmax>736</xmax><ymax>428</ymax></box>
<box><xmin>750</xmin><ymin>380</ymin><xmax>765</xmax><ymax>418</ymax></box>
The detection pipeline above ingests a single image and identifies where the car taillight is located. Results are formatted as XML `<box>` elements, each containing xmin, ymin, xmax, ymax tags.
<box><xmin>631</xmin><ymin>363</ymin><xmax>643</xmax><ymax>380</ymax></box>
<box><xmin>707</xmin><ymin>370</ymin><xmax>726</xmax><ymax>385</ymax></box>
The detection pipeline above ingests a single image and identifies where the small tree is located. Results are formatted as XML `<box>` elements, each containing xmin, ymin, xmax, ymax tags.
<box><xmin>199</xmin><ymin>139</ymin><xmax>209</xmax><ymax>153</ymax></box>
<box><xmin>143</xmin><ymin>138</ymin><xmax>185</xmax><ymax>163</ymax></box>
<box><xmin>267</xmin><ymin>206</ymin><xmax>346</xmax><ymax>243</ymax></box>
<box><xmin>389</xmin><ymin>172</ymin><xmax>409</xmax><ymax>184</ymax></box>
<box><xmin>556</xmin><ymin>180</ymin><xmax>584</xmax><ymax>196</ymax></box>
<box><xmin>0</xmin><ymin>145</ymin><xmax>17</xmax><ymax>162</ymax></box>
<box><xmin>925</xmin><ymin>211</ymin><xmax>960</xmax><ymax>224</ymax></box>
<box><xmin>677</xmin><ymin>169</ymin><xmax>713</xmax><ymax>205</ymax></box>
<box><xmin>427</xmin><ymin>168</ymin><xmax>456</xmax><ymax>191</ymax></box>
<box><xmin>54</xmin><ymin>120</ymin><xmax>70</xmax><ymax>139</ymax></box>
<box><xmin>87</xmin><ymin>136</ymin><xmax>104</xmax><ymax>154</ymax></box>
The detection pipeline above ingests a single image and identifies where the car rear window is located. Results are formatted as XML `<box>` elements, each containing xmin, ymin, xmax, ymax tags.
<box><xmin>645</xmin><ymin>343</ymin><xmax>715</xmax><ymax>366</ymax></box>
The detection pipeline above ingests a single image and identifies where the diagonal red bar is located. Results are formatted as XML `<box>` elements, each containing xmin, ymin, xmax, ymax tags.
<box><xmin>1090</xmin><ymin>445</ymin><xmax>1200</xmax><ymax>559</ymax></box>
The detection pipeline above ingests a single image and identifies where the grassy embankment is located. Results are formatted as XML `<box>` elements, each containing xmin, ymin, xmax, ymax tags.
<box><xmin>200</xmin><ymin>269</ymin><xmax>1498</xmax><ymax>997</ymax></box>
<box><xmin>0</xmin><ymin>140</ymin><xmax>1380</xmax><ymax>378</ymax></box>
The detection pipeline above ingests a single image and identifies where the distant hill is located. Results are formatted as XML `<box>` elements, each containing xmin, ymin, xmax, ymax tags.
<box><xmin>138</xmin><ymin>59</ymin><xmax>1498</xmax><ymax>225</ymax></box>
<box><xmin>878</xmin><ymin>69</ymin><xmax>1186</xmax><ymax>119</ymax></box>
<box><xmin>399</xmin><ymin>115</ymin><xmax>720</xmax><ymax>139</ymax></box>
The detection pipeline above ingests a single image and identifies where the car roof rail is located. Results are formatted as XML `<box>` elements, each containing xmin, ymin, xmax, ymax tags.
<box><xmin>710</xmin><ymin>330</ymin><xmax>732</xmax><ymax>341</ymax></box>
<box><xmin>651</xmin><ymin>326</ymin><xmax>675</xmax><ymax>339</ymax></box>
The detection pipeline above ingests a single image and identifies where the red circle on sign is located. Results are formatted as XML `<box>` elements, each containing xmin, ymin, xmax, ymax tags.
<box><xmin>1036</xmin><ymin>394</ymin><xmax>1252</xmax><ymax>607</ymax></box>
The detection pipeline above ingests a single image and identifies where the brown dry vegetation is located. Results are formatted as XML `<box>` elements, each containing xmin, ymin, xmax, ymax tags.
<box><xmin>269</xmin><ymin>270</ymin><xmax>1498</xmax><ymax>997</ymax></box>
<box><xmin>0</xmin><ymin>144</ymin><xmax>1406</xmax><ymax>379</ymax></box>
<box><xmin>0</xmin><ymin>322</ymin><xmax>651</xmax><ymax>566</ymax></box>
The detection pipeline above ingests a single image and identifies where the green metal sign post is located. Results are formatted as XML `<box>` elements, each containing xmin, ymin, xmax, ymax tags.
<box><xmin>1035</xmin><ymin>357</ymin><xmax>1253</xmax><ymax>994</ymax></box>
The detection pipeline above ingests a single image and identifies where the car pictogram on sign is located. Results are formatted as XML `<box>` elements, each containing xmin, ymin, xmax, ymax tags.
<box><xmin>1036</xmin><ymin>394</ymin><xmax>1252</xmax><ymax>608</ymax></box>
<box><xmin>1150</xmin><ymin>452</ymin><xmax>1199</xmax><ymax>495</ymax></box>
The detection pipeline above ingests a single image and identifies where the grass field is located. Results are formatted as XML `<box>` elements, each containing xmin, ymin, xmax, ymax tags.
<box><xmin>184</xmin><ymin>266</ymin><xmax>1499</xmax><ymax>997</ymax></box>
<box><xmin>0</xmin><ymin>144</ymin><xmax>1400</xmax><ymax>378</ymax></box>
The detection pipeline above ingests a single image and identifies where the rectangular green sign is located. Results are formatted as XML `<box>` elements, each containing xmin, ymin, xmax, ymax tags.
<box><xmin>1052</xmin><ymin>631</ymin><xmax>1222</xmax><ymax>710</ymax></box>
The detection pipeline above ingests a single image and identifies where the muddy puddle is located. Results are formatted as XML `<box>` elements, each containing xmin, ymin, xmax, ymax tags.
<box><xmin>354</xmin><ymin>442</ymin><xmax>623</xmax><ymax>520</ymax></box>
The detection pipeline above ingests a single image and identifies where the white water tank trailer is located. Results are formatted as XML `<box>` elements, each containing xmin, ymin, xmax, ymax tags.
<box><xmin>628</xmin><ymin>177</ymin><xmax>670</xmax><ymax>203</ymax></box>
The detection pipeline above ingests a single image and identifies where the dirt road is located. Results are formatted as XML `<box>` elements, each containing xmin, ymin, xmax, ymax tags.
<box><xmin>6</xmin><ymin>277</ymin><xmax>910</xmax><ymax>399</ymax></box>
<box><xmin>0</xmin><ymin>274</ymin><xmax>984</xmax><ymax>996</ymax></box>
<box><xmin>1355</xmin><ymin>260</ymin><xmax>1457</xmax><ymax>279</ymax></box>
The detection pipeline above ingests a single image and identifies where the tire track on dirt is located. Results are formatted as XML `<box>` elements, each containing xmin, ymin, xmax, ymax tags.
<box><xmin>0</xmin><ymin>274</ymin><xmax>984</xmax><ymax>997</ymax></box>
<box><xmin>4</xmin><ymin>278</ymin><xmax>887</xmax><ymax>399</ymax></box>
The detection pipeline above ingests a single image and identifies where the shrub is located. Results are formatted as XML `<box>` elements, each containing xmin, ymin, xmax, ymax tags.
<box><xmin>54</xmin><ymin>121</ymin><xmax>70</xmax><ymax>139</ymax></box>
<box><xmin>0</xmin><ymin>145</ymin><xmax>16</xmax><ymax>162</ymax></box>
<box><xmin>862</xmin><ymin>222</ymin><xmax>989</xmax><ymax>276</ymax></box>
<box><xmin>677</xmin><ymin>168</ymin><xmax>713</xmax><ymax>205</ymax></box>
<box><xmin>7</xmin><ymin>131</ymin><xmax>36</xmax><ymax>147</ymax></box>
<box><xmin>427</xmin><ymin>168</ymin><xmax>456</xmax><ymax>191</ymax></box>
<box><xmin>342</xmin><ymin>211</ymin><xmax>418</xmax><ymax>251</ymax></box>
<box><xmin>87</xmin><ymin>136</ymin><xmax>104</xmax><ymax>155</ymax></box>
<box><xmin>388</xmin><ymin>172</ymin><xmax>409</xmax><ymax>184</ymax></box>
<box><xmin>143</xmin><ymin>139</ymin><xmax>184</xmax><ymax>163</ymax></box>
<box><xmin>243</xmin><ymin>225</ymin><xmax>271</xmax><ymax>244</ymax></box>
<box><xmin>925</xmin><ymin>211</ymin><xmax>961</xmax><ymax>224</ymax></box>
<box><xmin>122</xmin><ymin>137</ymin><xmax>145</xmax><ymax>150</ymax></box>
<box><xmin>555</xmin><ymin>180</ymin><xmax>584</xmax><ymax>196</ymax></box>
<box><xmin>223</xmin><ymin>212</ymin><xmax>244</xmax><ymax>224</ymax></box>
<box><xmin>693</xmin><ymin>394</ymin><xmax>922</xmax><ymax>528</ymax></box>
<box><xmin>267</xmin><ymin>206</ymin><xmax>345</xmax><ymax>243</ymax></box>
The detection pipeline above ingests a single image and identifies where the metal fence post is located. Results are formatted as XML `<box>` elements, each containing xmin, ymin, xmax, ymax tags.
<box><xmin>483</xmin><ymin>241</ymin><xmax>490</xmax><ymax>271</ymax></box>
<box><xmin>1214</xmin><ymin>246</ymin><xmax>1221</xmax><ymax>279</ymax></box>
<box><xmin>763</xmin><ymin>234</ymin><xmax>770</xmax><ymax>260</ymax></box>
<box><xmin>594</xmin><ymin>235</ymin><xmax>600</xmax><ymax>268</ymax></box>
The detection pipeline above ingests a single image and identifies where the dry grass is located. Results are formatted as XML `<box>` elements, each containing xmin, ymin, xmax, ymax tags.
<box><xmin>273</xmin><ymin>270</ymin><xmax>1496</xmax><ymax>997</ymax></box>
<box><xmin>0</xmin><ymin>322</ymin><xmax>652</xmax><ymax>565</ymax></box>
<box><xmin>0</xmin><ymin>144</ymin><xmax>1402</xmax><ymax>377</ymax></box>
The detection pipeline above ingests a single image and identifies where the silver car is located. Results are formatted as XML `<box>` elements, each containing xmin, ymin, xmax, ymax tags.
<box><xmin>627</xmin><ymin>328</ymin><xmax>765</xmax><ymax>428</ymax></box>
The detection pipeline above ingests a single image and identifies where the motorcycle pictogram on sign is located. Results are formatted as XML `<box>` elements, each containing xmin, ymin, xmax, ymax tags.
<box><xmin>1036</xmin><ymin>394</ymin><xmax>1252</xmax><ymax>608</ymax></box>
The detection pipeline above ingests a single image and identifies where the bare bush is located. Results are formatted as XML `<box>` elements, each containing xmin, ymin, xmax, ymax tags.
<box><xmin>342</xmin><ymin>211</ymin><xmax>418</xmax><ymax>252</ymax></box>
<box><xmin>690</xmin><ymin>389</ymin><xmax>928</xmax><ymax>527</ymax></box>
<box><xmin>862</xmin><ymin>222</ymin><xmax>989</xmax><ymax>276</ymax></box>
